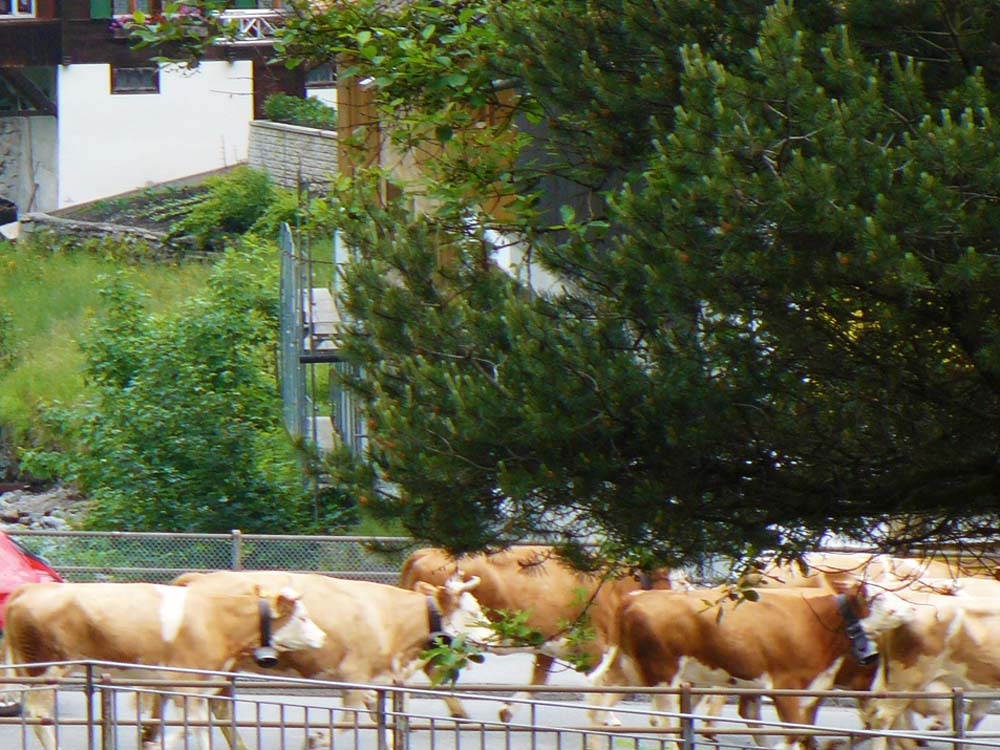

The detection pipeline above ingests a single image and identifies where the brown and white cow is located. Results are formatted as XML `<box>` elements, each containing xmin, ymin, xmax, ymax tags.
<box><xmin>586</xmin><ymin>583</ymin><xmax>916</xmax><ymax>750</ymax></box>
<box><xmin>863</xmin><ymin>590</ymin><xmax>1000</xmax><ymax>750</ymax></box>
<box><xmin>399</xmin><ymin>545</ymin><xmax>689</xmax><ymax>721</ymax></box>
<box><xmin>162</xmin><ymin>569</ymin><xmax>499</xmax><ymax>749</ymax></box>
<box><xmin>741</xmin><ymin>554</ymin><xmax>999</xmax><ymax>740</ymax></box>
<box><xmin>742</xmin><ymin>552</ymin><xmax>967</xmax><ymax>591</ymax></box>
<box><xmin>1</xmin><ymin>578</ymin><xmax>326</xmax><ymax>750</ymax></box>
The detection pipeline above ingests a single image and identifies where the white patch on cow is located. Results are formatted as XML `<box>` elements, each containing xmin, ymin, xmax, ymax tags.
<box><xmin>157</xmin><ymin>585</ymin><xmax>188</xmax><ymax>643</ymax></box>
<box><xmin>679</xmin><ymin>654</ymin><xmax>765</xmax><ymax>691</ymax></box>
<box><xmin>587</xmin><ymin>646</ymin><xmax>619</xmax><ymax>686</ymax></box>
<box><xmin>539</xmin><ymin>637</ymin><xmax>572</xmax><ymax>659</ymax></box>
<box><xmin>862</xmin><ymin>589</ymin><xmax>917</xmax><ymax>637</ymax></box>
<box><xmin>271</xmin><ymin>599</ymin><xmax>326</xmax><ymax>651</ymax></box>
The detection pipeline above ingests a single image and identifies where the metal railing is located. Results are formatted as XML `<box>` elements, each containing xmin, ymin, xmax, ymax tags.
<box><xmin>217</xmin><ymin>8</ymin><xmax>288</xmax><ymax>43</ymax></box>
<box><xmin>0</xmin><ymin>662</ymin><xmax>995</xmax><ymax>750</ymax></box>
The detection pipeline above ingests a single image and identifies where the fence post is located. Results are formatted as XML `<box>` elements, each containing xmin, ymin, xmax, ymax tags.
<box><xmin>100</xmin><ymin>673</ymin><xmax>116</xmax><ymax>750</ymax></box>
<box><xmin>230</xmin><ymin>529</ymin><xmax>243</xmax><ymax>570</ymax></box>
<box><xmin>85</xmin><ymin>663</ymin><xmax>95</xmax><ymax>750</ymax></box>
<box><xmin>951</xmin><ymin>687</ymin><xmax>966</xmax><ymax>750</ymax></box>
<box><xmin>679</xmin><ymin>684</ymin><xmax>695</xmax><ymax>750</ymax></box>
<box><xmin>375</xmin><ymin>688</ymin><xmax>389</xmax><ymax>750</ymax></box>
<box><xmin>392</xmin><ymin>689</ymin><xmax>409</xmax><ymax>750</ymax></box>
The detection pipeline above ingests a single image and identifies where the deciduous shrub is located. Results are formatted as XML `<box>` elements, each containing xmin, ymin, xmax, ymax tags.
<box><xmin>263</xmin><ymin>94</ymin><xmax>337</xmax><ymax>130</ymax></box>
<box><xmin>168</xmin><ymin>166</ymin><xmax>278</xmax><ymax>250</ymax></box>
<box><xmin>23</xmin><ymin>239</ymin><xmax>357</xmax><ymax>534</ymax></box>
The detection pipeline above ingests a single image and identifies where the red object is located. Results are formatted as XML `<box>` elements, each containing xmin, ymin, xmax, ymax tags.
<box><xmin>0</xmin><ymin>531</ymin><xmax>62</xmax><ymax>630</ymax></box>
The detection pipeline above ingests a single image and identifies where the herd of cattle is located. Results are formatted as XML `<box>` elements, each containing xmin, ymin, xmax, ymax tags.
<box><xmin>1</xmin><ymin>544</ymin><xmax>999</xmax><ymax>750</ymax></box>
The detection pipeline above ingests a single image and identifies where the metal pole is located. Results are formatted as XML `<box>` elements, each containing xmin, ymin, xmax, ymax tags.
<box><xmin>100</xmin><ymin>674</ymin><xmax>116</xmax><ymax>750</ymax></box>
<box><xmin>392</xmin><ymin>689</ymin><xmax>409</xmax><ymax>750</ymax></box>
<box><xmin>231</xmin><ymin>529</ymin><xmax>243</xmax><ymax>570</ymax></box>
<box><xmin>951</xmin><ymin>687</ymin><xmax>966</xmax><ymax>750</ymax></box>
<box><xmin>679</xmin><ymin>684</ymin><xmax>695</xmax><ymax>750</ymax></box>
<box><xmin>375</xmin><ymin>689</ymin><xmax>389</xmax><ymax>750</ymax></box>
<box><xmin>85</xmin><ymin>663</ymin><xmax>95</xmax><ymax>750</ymax></box>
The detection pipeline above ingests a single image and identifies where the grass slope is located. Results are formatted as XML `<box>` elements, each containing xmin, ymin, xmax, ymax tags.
<box><xmin>0</xmin><ymin>237</ymin><xmax>211</xmax><ymax>468</ymax></box>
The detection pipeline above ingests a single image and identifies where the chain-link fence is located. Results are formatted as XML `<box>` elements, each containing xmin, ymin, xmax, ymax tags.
<box><xmin>6</xmin><ymin>530</ymin><xmax>419</xmax><ymax>584</ymax></box>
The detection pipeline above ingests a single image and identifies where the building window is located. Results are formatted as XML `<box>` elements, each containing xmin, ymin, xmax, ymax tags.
<box><xmin>112</xmin><ymin>0</ymin><xmax>148</xmax><ymax>12</ymax></box>
<box><xmin>305</xmin><ymin>64</ymin><xmax>335</xmax><ymax>88</ymax></box>
<box><xmin>111</xmin><ymin>67</ymin><xmax>160</xmax><ymax>95</ymax></box>
<box><xmin>0</xmin><ymin>0</ymin><xmax>35</xmax><ymax>16</ymax></box>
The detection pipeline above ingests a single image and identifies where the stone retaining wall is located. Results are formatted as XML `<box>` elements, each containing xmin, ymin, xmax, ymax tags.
<box><xmin>248</xmin><ymin>120</ymin><xmax>337</xmax><ymax>194</ymax></box>
<box><xmin>18</xmin><ymin>213</ymin><xmax>210</xmax><ymax>261</ymax></box>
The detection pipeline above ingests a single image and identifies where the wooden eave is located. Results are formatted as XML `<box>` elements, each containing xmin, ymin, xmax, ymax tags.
<box><xmin>0</xmin><ymin>67</ymin><xmax>56</xmax><ymax>116</ymax></box>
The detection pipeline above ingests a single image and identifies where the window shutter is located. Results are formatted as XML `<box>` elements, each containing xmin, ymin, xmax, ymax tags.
<box><xmin>90</xmin><ymin>0</ymin><xmax>112</xmax><ymax>16</ymax></box>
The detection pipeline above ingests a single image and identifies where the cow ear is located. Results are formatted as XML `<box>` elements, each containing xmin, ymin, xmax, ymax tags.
<box><xmin>272</xmin><ymin>587</ymin><xmax>301</xmax><ymax>616</ymax></box>
<box><xmin>827</xmin><ymin>575</ymin><xmax>863</xmax><ymax>597</ymax></box>
<box><xmin>414</xmin><ymin>581</ymin><xmax>436</xmax><ymax>596</ymax></box>
<box><xmin>171</xmin><ymin>572</ymin><xmax>202</xmax><ymax>587</ymax></box>
<box><xmin>459</xmin><ymin>575</ymin><xmax>481</xmax><ymax>593</ymax></box>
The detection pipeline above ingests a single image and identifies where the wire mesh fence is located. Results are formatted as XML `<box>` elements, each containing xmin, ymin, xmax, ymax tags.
<box><xmin>6</xmin><ymin>530</ymin><xmax>418</xmax><ymax>584</ymax></box>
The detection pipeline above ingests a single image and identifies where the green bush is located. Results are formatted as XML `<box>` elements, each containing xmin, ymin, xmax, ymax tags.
<box><xmin>22</xmin><ymin>239</ymin><xmax>357</xmax><ymax>534</ymax></box>
<box><xmin>168</xmin><ymin>166</ymin><xmax>277</xmax><ymax>250</ymax></box>
<box><xmin>263</xmin><ymin>94</ymin><xmax>337</xmax><ymax>130</ymax></box>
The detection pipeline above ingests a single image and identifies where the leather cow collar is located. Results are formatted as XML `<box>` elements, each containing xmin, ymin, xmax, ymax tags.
<box><xmin>426</xmin><ymin>595</ymin><xmax>452</xmax><ymax>647</ymax></box>
<box><xmin>253</xmin><ymin>597</ymin><xmax>280</xmax><ymax>667</ymax></box>
<box><xmin>836</xmin><ymin>594</ymin><xmax>879</xmax><ymax>665</ymax></box>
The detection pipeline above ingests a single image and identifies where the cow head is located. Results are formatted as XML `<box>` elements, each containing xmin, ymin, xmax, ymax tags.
<box><xmin>830</xmin><ymin>577</ymin><xmax>916</xmax><ymax>663</ymax></box>
<box><xmin>263</xmin><ymin>587</ymin><xmax>327</xmax><ymax>653</ymax></box>
<box><xmin>417</xmin><ymin>574</ymin><xmax>497</xmax><ymax>645</ymax></box>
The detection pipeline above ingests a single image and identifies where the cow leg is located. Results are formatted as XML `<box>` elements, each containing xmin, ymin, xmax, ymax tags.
<box><xmin>24</xmin><ymin>684</ymin><xmax>59</xmax><ymax>750</ymax></box>
<box><xmin>649</xmin><ymin>685</ymin><xmax>681</xmax><ymax>732</ymax></box>
<box><xmin>865</xmin><ymin>697</ymin><xmax>911</xmax><ymax>750</ymax></box>
<box><xmin>499</xmin><ymin>653</ymin><xmax>554</xmax><ymax>723</ymax></box>
<box><xmin>965</xmin><ymin>698</ymin><xmax>993</xmax><ymax>732</ymax></box>
<box><xmin>422</xmin><ymin>662</ymin><xmax>468</xmax><ymax>718</ymax></box>
<box><xmin>206</xmin><ymin>690</ymin><xmax>251</xmax><ymax>750</ymax></box>
<box><xmin>342</xmin><ymin>689</ymin><xmax>395</xmax><ymax>750</ymax></box>
<box><xmin>585</xmin><ymin>647</ymin><xmax>628</xmax><ymax>729</ymax></box>
<box><xmin>138</xmin><ymin>692</ymin><xmax>166</xmax><ymax>747</ymax></box>
<box><xmin>769</xmin><ymin>694</ymin><xmax>812</xmax><ymax>750</ymax></box>
<box><xmin>696</xmin><ymin>692</ymin><xmax>733</xmax><ymax>738</ymax></box>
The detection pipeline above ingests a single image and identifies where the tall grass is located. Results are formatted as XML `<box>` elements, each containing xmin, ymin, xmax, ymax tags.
<box><xmin>0</xmin><ymin>237</ymin><xmax>210</xmax><ymax>461</ymax></box>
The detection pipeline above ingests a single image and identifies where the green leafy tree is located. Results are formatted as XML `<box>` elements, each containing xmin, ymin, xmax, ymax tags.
<box><xmin>134</xmin><ymin>0</ymin><xmax>1000</xmax><ymax>567</ymax></box>
<box><xmin>24</xmin><ymin>240</ymin><xmax>355</xmax><ymax>533</ymax></box>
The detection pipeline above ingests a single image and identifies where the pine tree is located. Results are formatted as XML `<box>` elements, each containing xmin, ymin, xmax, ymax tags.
<box><xmin>202</xmin><ymin>0</ymin><xmax>1000</xmax><ymax>566</ymax></box>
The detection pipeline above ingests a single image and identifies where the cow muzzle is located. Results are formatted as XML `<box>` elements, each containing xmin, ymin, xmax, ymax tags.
<box><xmin>849</xmin><ymin>628</ymin><xmax>879</xmax><ymax>666</ymax></box>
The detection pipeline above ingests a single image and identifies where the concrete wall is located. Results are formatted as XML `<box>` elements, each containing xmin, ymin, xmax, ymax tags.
<box><xmin>56</xmin><ymin>61</ymin><xmax>253</xmax><ymax>209</ymax></box>
<box><xmin>248</xmin><ymin>120</ymin><xmax>336</xmax><ymax>194</ymax></box>
<box><xmin>0</xmin><ymin>116</ymin><xmax>57</xmax><ymax>214</ymax></box>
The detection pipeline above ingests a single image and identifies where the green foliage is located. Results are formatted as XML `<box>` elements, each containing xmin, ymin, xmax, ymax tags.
<box><xmin>0</xmin><ymin>306</ymin><xmax>16</xmax><ymax>373</ymax></box>
<box><xmin>263</xmin><ymin>94</ymin><xmax>337</xmax><ymax>130</ymax></box>
<box><xmin>168</xmin><ymin>166</ymin><xmax>281</xmax><ymax>250</ymax></box>
<box><xmin>128</xmin><ymin>0</ymin><xmax>1000</xmax><ymax>564</ymax></box>
<box><xmin>0</xmin><ymin>234</ymin><xmax>209</xmax><ymax>473</ymax></box>
<box><xmin>318</xmin><ymin>0</ymin><xmax>1000</xmax><ymax>567</ymax></box>
<box><xmin>22</xmin><ymin>239</ymin><xmax>354</xmax><ymax>533</ymax></box>
<box><xmin>421</xmin><ymin>634</ymin><xmax>485</xmax><ymax>687</ymax></box>
<box><xmin>483</xmin><ymin>608</ymin><xmax>546</xmax><ymax>648</ymax></box>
